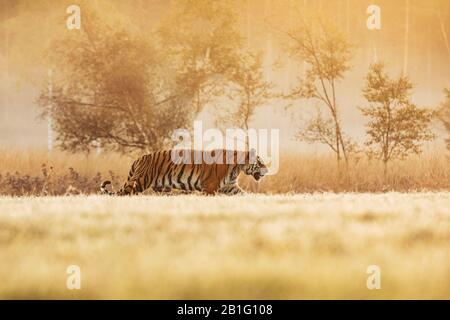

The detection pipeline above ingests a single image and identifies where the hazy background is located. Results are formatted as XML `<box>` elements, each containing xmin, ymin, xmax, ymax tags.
<box><xmin>1</xmin><ymin>0</ymin><xmax>449</xmax><ymax>151</ymax></box>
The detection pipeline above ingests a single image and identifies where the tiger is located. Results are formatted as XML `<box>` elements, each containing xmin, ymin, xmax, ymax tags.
<box><xmin>100</xmin><ymin>149</ymin><xmax>268</xmax><ymax>196</ymax></box>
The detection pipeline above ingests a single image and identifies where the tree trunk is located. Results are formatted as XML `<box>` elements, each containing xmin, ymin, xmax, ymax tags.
<box><xmin>383</xmin><ymin>159</ymin><xmax>388</xmax><ymax>182</ymax></box>
<box><xmin>330</xmin><ymin>79</ymin><xmax>348</xmax><ymax>166</ymax></box>
<box><xmin>335</xmin><ymin>121</ymin><xmax>341</xmax><ymax>164</ymax></box>
<box><xmin>337</xmin><ymin>124</ymin><xmax>348</xmax><ymax>164</ymax></box>
<box><xmin>47</xmin><ymin>69</ymin><xmax>53</xmax><ymax>152</ymax></box>
<box><xmin>196</xmin><ymin>88</ymin><xmax>201</xmax><ymax>115</ymax></box>
<box><xmin>331</xmin><ymin>109</ymin><xmax>348</xmax><ymax>166</ymax></box>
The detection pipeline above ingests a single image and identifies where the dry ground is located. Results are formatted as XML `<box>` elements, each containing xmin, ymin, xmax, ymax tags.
<box><xmin>0</xmin><ymin>193</ymin><xmax>449</xmax><ymax>299</ymax></box>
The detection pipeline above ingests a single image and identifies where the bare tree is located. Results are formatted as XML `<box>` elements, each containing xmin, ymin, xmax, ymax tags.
<box><xmin>216</xmin><ymin>51</ymin><xmax>273</xmax><ymax>193</ymax></box>
<box><xmin>284</xmin><ymin>15</ymin><xmax>353</xmax><ymax>165</ymax></box>
<box><xmin>296</xmin><ymin>107</ymin><xmax>339</xmax><ymax>154</ymax></box>
<box><xmin>158</xmin><ymin>0</ymin><xmax>243</xmax><ymax>115</ymax></box>
<box><xmin>218</xmin><ymin>52</ymin><xmax>273</xmax><ymax>135</ymax></box>
<box><xmin>37</xmin><ymin>15</ymin><xmax>194</xmax><ymax>154</ymax></box>
<box><xmin>361</xmin><ymin>63</ymin><xmax>435</xmax><ymax>178</ymax></box>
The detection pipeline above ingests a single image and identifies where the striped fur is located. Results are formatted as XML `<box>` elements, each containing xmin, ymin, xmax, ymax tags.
<box><xmin>100</xmin><ymin>149</ymin><xmax>268</xmax><ymax>196</ymax></box>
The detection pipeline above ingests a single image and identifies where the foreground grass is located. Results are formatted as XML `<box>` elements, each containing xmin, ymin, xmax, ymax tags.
<box><xmin>0</xmin><ymin>193</ymin><xmax>449</xmax><ymax>299</ymax></box>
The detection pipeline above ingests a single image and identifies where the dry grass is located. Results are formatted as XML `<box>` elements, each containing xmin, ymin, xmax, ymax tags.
<box><xmin>0</xmin><ymin>193</ymin><xmax>448</xmax><ymax>299</ymax></box>
<box><xmin>252</xmin><ymin>152</ymin><xmax>450</xmax><ymax>193</ymax></box>
<box><xmin>0</xmin><ymin>148</ymin><xmax>448</xmax><ymax>195</ymax></box>
<box><xmin>0</xmin><ymin>148</ymin><xmax>130</xmax><ymax>177</ymax></box>
<box><xmin>0</xmin><ymin>149</ymin><xmax>129</xmax><ymax>196</ymax></box>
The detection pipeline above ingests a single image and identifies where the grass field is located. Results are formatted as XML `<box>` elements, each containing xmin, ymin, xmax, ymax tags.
<box><xmin>0</xmin><ymin>193</ymin><xmax>449</xmax><ymax>299</ymax></box>
<box><xmin>1</xmin><ymin>149</ymin><xmax>449</xmax><ymax>195</ymax></box>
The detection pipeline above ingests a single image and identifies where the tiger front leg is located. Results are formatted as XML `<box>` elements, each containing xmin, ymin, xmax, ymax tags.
<box><xmin>116</xmin><ymin>181</ymin><xmax>137</xmax><ymax>195</ymax></box>
<box><xmin>230</xmin><ymin>185</ymin><xmax>246</xmax><ymax>195</ymax></box>
<box><xmin>218</xmin><ymin>184</ymin><xmax>246</xmax><ymax>195</ymax></box>
<box><xmin>118</xmin><ymin>176</ymin><xmax>148</xmax><ymax>196</ymax></box>
<box><xmin>151</xmin><ymin>186</ymin><xmax>173</xmax><ymax>194</ymax></box>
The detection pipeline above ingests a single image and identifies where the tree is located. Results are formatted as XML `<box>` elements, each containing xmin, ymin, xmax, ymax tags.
<box><xmin>158</xmin><ymin>0</ymin><xmax>243</xmax><ymax>115</ymax></box>
<box><xmin>217</xmin><ymin>52</ymin><xmax>273</xmax><ymax>136</ymax></box>
<box><xmin>216</xmin><ymin>51</ymin><xmax>273</xmax><ymax>192</ymax></box>
<box><xmin>438</xmin><ymin>88</ymin><xmax>450</xmax><ymax>149</ymax></box>
<box><xmin>361</xmin><ymin>63</ymin><xmax>435</xmax><ymax>177</ymax></box>
<box><xmin>285</xmin><ymin>15</ymin><xmax>353</xmax><ymax>164</ymax></box>
<box><xmin>37</xmin><ymin>14</ymin><xmax>194</xmax><ymax>153</ymax></box>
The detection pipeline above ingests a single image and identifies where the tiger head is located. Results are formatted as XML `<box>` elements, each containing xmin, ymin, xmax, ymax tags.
<box><xmin>244</xmin><ymin>155</ymin><xmax>269</xmax><ymax>181</ymax></box>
